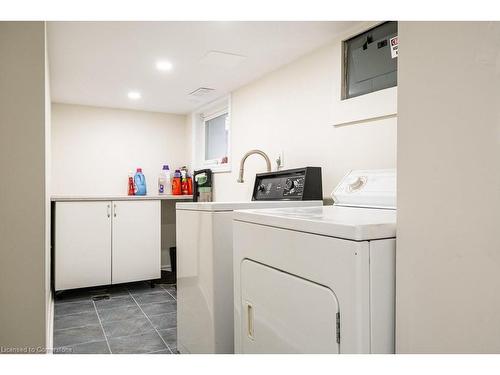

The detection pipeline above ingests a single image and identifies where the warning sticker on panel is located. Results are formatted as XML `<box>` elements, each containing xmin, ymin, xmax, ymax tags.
<box><xmin>390</xmin><ymin>36</ymin><xmax>398</xmax><ymax>58</ymax></box>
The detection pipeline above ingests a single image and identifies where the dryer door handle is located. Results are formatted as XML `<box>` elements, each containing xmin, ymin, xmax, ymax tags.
<box><xmin>246</xmin><ymin>302</ymin><xmax>254</xmax><ymax>340</ymax></box>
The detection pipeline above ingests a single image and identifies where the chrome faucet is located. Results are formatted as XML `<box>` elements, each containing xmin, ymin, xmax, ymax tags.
<box><xmin>237</xmin><ymin>149</ymin><xmax>271</xmax><ymax>183</ymax></box>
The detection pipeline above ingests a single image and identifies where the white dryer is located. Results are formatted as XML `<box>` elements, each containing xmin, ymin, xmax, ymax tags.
<box><xmin>176</xmin><ymin>167</ymin><xmax>323</xmax><ymax>354</ymax></box>
<box><xmin>232</xmin><ymin>169</ymin><xmax>396</xmax><ymax>354</ymax></box>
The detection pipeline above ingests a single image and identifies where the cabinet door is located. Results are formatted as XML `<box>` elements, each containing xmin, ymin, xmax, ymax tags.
<box><xmin>55</xmin><ymin>201</ymin><xmax>112</xmax><ymax>291</ymax></box>
<box><xmin>112</xmin><ymin>200</ymin><xmax>161</xmax><ymax>284</ymax></box>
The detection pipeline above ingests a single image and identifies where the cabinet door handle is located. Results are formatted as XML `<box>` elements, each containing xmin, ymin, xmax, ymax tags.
<box><xmin>107</xmin><ymin>204</ymin><xmax>111</xmax><ymax>218</ymax></box>
<box><xmin>113</xmin><ymin>203</ymin><xmax>117</xmax><ymax>217</ymax></box>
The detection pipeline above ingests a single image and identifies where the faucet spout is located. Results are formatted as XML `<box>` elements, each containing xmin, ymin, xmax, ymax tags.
<box><xmin>237</xmin><ymin>149</ymin><xmax>271</xmax><ymax>183</ymax></box>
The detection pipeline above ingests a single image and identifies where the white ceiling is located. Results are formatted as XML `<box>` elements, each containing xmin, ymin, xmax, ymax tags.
<box><xmin>48</xmin><ymin>21</ymin><xmax>356</xmax><ymax>114</ymax></box>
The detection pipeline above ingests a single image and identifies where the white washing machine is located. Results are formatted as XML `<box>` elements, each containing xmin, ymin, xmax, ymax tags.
<box><xmin>176</xmin><ymin>167</ymin><xmax>323</xmax><ymax>354</ymax></box>
<box><xmin>232</xmin><ymin>169</ymin><xmax>396</xmax><ymax>354</ymax></box>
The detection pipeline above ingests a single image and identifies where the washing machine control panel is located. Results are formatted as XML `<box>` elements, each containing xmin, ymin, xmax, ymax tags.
<box><xmin>252</xmin><ymin>167</ymin><xmax>322</xmax><ymax>201</ymax></box>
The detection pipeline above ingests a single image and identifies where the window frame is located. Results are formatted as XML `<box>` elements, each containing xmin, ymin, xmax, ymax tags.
<box><xmin>202</xmin><ymin>108</ymin><xmax>230</xmax><ymax>168</ymax></box>
<box><xmin>191</xmin><ymin>95</ymin><xmax>232</xmax><ymax>174</ymax></box>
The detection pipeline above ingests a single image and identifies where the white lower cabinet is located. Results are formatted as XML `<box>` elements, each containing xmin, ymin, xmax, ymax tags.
<box><xmin>55</xmin><ymin>201</ymin><xmax>112</xmax><ymax>291</ymax></box>
<box><xmin>111</xmin><ymin>200</ymin><xmax>161</xmax><ymax>284</ymax></box>
<box><xmin>55</xmin><ymin>200</ymin><xmax>161</xmax><ymax>291</ymax></box>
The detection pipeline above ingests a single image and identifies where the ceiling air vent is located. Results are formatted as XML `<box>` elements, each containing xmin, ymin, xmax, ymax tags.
<box><xmin>189</xmin><ymin>87</ymin><xmax>215</xmax><ymax>97</ymax></box>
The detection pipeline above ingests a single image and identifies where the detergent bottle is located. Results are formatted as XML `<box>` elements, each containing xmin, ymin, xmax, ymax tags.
<box><xmin>172</xmin><ymin>169</ymin><xmax>182</xmax><ymax>195</ymax></box>
<box><xmin>187</xmin><ymin>173</ymin><xmax>193</xmax><ymax>195</ymax></box>
<box><xmin>158</xmin><ymin>165</ymin><xmax>171</xmax><ymax>195</ymax></box>
<box><xmin>127</xmin><ymin>171</ymin><xmax>135</xmax><ymax>196</ymax></box>
<box><xmin>134</xmin><ymin>168</ymin><xmax>147</xmax><ymax>196</ymax></box>
<box><xmin>181</xmin><ymin>169</ymin><xmax>189</xmax><ymax>195</ymax></box>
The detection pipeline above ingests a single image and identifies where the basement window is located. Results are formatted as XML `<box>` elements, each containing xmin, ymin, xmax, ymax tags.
<box><xmin>192</xmin><ymin>96</ymin><xmax>231</xmax><ymax>173</ymax></box>
<box><xmin>204</xmin><ymin>111</ymin><xmax>229</xmax><ymax>164</ymax></box>
<box><xmin>343</xmin><ymin>21</ymin><xmax>398</xmax><ymax>99</ymax></box>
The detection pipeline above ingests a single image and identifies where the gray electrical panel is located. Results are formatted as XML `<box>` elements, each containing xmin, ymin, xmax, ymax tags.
<box><xmin>344</xmin><ymin>21</ymin><xmax>398</xmax><ymax>99</ymax></box>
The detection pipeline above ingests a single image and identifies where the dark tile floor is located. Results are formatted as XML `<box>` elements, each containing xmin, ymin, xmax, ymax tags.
<box><xmin>53</xmin><ymin>281</ymin><xmax>177</xmax><ymax>354</ymax></box>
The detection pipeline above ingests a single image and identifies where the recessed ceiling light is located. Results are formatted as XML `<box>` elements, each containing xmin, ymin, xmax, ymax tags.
<box><xmin>127</xmin><ymin>91</ymin><xmax>141</xmax><ymax>100</ymax></box>
<box><xmin>156</xmin><ymin>60</ymin><xmax>173</xmax><ymax>72</ymax></box>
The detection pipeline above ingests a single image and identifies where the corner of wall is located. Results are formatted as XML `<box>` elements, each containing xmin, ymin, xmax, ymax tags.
<box><xmin>44</xmin><ymin>20</ymin><xmax>53</xmax><ymax>353</ymax></box>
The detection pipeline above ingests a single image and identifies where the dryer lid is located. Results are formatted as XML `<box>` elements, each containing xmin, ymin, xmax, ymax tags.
<box><xmin>332</xmin><ymin>169</ymin><xmax>396</xmax><ymax>209</ymax></box>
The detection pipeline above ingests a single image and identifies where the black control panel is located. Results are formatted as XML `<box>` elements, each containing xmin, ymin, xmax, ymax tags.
<box><xmin>252</xmin><ymin>167</ymin><xmax>322</xmax><ymax>201</ymax></box>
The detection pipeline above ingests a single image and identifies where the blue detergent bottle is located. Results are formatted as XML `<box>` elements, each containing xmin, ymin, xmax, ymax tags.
<box><xmin>134</xmin><ymin>168</ymin><xmax>147</xmax><ymax>196</ymax></box>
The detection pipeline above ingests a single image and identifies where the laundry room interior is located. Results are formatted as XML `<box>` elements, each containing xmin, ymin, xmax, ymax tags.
<box><xmin>1</xmin><ymin>10</ymin><xmax>500</xmax><ymax>364</ymax></box>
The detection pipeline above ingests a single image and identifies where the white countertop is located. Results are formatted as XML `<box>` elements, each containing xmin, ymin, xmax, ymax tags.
<box><xmin>51</xmin><ymin>194</ymin><xmax>193</xmax><ymax>202</ymax></box>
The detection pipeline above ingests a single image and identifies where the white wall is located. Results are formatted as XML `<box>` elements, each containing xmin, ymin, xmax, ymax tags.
<box><xmin>203</xmin><ymin>23</ymin><xmax>397</xmax><ymax>201</ymax></box>
<box><xmin>51</xmin><ymin>103</ymin><xmax>189</xmax><ymax>269</ymax></box>
<box><xmin>397</xmin><ymin>22</ymin><xmax>500</xmax><ymax>353</ymax></box>
<box><xmin>51</xmin><ymin>103</ymin><xmax>189</xmax><ymax>195</ymax></box>
<box><xmin>0</xmin><ymin>21</ymin><xmax>49</xmax><ymax>352</ymax></box>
